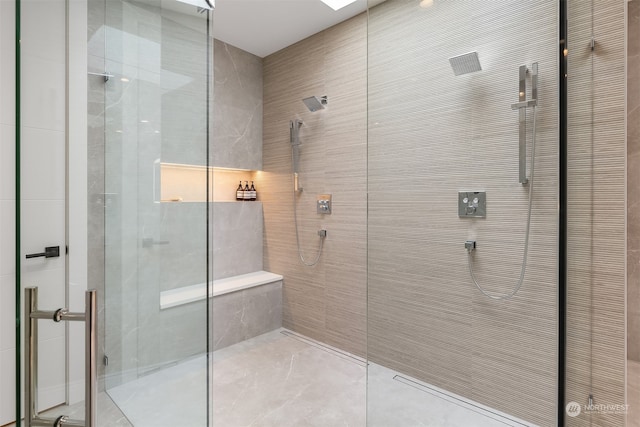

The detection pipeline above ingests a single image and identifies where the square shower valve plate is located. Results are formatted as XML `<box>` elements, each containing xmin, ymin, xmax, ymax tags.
<box><xmin>458</xmin><ymin>191</ymin><xmax>486</xmax><ymax>218</ymax></box>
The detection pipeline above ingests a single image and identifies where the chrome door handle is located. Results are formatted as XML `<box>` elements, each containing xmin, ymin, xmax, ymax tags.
<box><xmin>25</xmin><ymin>287</ymin><xmax>97</xmax><ymax>427</ymax></box>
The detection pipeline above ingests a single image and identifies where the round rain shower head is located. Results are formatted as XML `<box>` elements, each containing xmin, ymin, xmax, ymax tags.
<box><xmin>302</xmin><ymin>96</ymin><xmax>328</xmax><ymax>112</ymax></box>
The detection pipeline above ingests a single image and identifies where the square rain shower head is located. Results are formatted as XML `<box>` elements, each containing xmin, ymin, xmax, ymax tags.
<box><xmin>302</xmin><ymin>96</ymin><xmax>327</xmax><ymax>112</ymax></box>
<box><xmin>449</xmin><ymin>52</ymin><xmax>482</xmax><ymax>76</ymax></box>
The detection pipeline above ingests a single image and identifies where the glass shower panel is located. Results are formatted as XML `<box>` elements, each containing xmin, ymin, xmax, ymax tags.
<box><xmin>366</xmin><ymin>1</ymin><xmax>559</xmax><ymax>426</ymax></box>
<box><xmin>101</xmin><ymin>1</ymin><xmax>210</xmax><ymax>425</ymax></box>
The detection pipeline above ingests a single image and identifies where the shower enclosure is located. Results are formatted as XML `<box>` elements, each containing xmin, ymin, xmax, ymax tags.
<box><xmin>13</xmin><ymin>0</ymin><xmax>212</xmax><ymax>425</ymax></box>
<box><xmin>98</xmin><ymin>0</ymin><xmax>211</xmax><ymax>425</ymax></box>
<box><xmin>366</xmin><ymin>1</ymin><xmax>559</xmax><ymax>425</ymax></box>
<box><xmin>10</xmin><ymin>0</ymin><xmax>630</xmax><ymax>426</ymax></box>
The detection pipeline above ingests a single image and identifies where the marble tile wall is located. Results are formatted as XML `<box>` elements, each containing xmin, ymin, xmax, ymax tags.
<box><xmin>213</xmin><ymin>39</ymin><xmax>263</xmax><ymax>170</ymax></box>
<box><xmin>629</xmin><ymin>0</ymin><xmax>640</xmax><ymax>363</ymax></box>
<box><xmin>261</xmin><ymin>14</ymin><xmax>368</xmax><ymax>358</ymax></box>
<box><xmin>88</xmin><ymin>0</ymin><xmax>212</xmax><ymax>389</ymax></box>
<box><xmin>89</xmin><ymin>0</ymin><xmax>265</xmax><ymax>393</ymax></box>
<box><xmin>212</xmin><ymin>281</ymin><xmax>282</xmax><ymax>350</ymax></box>
<box><xmin>213</xmin><ymin>202</ymin><xmax>263</xmax><ymax>280</ymax></box>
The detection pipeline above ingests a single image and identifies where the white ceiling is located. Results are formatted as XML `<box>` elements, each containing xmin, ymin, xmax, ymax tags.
<box><xmin>212</xmin><ymin>0</ymin><xmax>374</xmax><ymax>58</ymax></box>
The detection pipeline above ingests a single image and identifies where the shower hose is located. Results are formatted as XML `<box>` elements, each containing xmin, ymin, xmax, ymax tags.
<box><xmin>291</xmin><ymin>147</ymin><xmax>325</xmax><ymax>267</ymax></box>
<box><xmin>467</xmin><ymin>105</ymin><xmax>537</xmax><ymax>300</ymax></box>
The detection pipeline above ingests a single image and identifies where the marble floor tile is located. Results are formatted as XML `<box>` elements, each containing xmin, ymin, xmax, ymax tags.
<box><xmin>108</xmin><ymin>356</ymin><xmax>208</xmax><ymax>427</ymax></box>
<box><xmin>211</xmin><ymin>329</ymin><xmax>366</xmax><ymax>427</ymax></box>
<box><xmin>12</xmin><ymin>328</ymin><xmax>543</xmax><ymax>427</ymax></box>
<box><xmin>367</xmin><ymin>363</ymin><xmax>534</xmax><ymax>427</ymax></box>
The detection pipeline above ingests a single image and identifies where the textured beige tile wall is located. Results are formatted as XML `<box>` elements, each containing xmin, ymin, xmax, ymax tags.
<box><xmin>262</xmin><ymin>2</ymin><xmax>627</xmax><ymax>426</ymax></box>
<box><xmin>566</xmin><ymin>0</ymin><xmax>627</xmax><ymax>426</ymax></box>
<box><xmin>628</xmin><ymin>0</ymin><xmax>640</xmax><ymax>364</ymax></box>
<box><xmin>261</xmin><ymin>14</ymin><xmax>367</xmax><ymax>357</ymax></box>
<box><xmin>367</xmin><ymin>1</ymin><xmax>558</xmax><ymax>425</ymax></box>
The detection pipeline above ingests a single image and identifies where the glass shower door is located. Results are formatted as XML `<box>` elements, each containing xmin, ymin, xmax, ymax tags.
<box><xmin>366</xmin><ymin>1</ymin><xmax>559</xmax><ymax>426</ymax></box>
<box><xmin>99</xmin><ymin>1</ymin><xmax>211</xmax><ymax>425</ymax></box>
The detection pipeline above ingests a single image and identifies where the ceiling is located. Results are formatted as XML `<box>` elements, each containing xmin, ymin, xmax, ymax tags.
<box><xmin>212</xmin><ymin>0</ymin><xmax>377</xmax><ymax>58</ymax></box>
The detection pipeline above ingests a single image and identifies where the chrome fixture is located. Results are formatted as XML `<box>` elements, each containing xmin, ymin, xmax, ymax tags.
<box><xmin>317</xmin><ymin>194</ymin><xmax>332</xmax><ymax>215</ymax></box>
<box><xmin>290</xmin><ymin>119</ymin><xmax>303</xmax><ymax>147</ymax></box>
<box><xmin>25</xmin><ymin>287</ymin><xmax>97</xmax><ymax>427</ymax></box>
<box><xmin>511</xmin><ymin>63</ymin><xmax>538</xmax><ymax>184</ymax></box>
<box><xmin>466</xmin><ymin>64</ymin><xmax>540</xmax><ymax>301</ymax></box>
<box><xmin>448</xmin><ymin>52</ymin><xmax>482</xmax><ymax>76</ymax></box>
<box><xmin>293</xmin><ymin>173</ymin><xmax>302</xmax><ymax>193</ymax></box>
<box><xmin>302</xmin><ymin>96</ymin><xmax>328</xmax><ymax>112</ymax></box>
<box><xmin>289</xmin><ymin>120</ymin><xmax>326</xmax><ymax>266</ymax></box>
<box><xmin>87</xmin><ymin>71</ymin><xmax>114</xmax><ymax>82</ymax></box>
<box><xmin>458</xmin><ymin>191</ymin><xmax>486</xmax><ymax>218</ymax></box>
<box><xmin>290</xmin><ymin>119</ymin><xmax>304</xmax><ymax>192</ymax></box>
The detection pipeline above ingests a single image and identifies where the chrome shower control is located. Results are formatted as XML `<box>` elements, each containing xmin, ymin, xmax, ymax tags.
<box><xmin>465</xmin><ymin>240</ymin><xmax>476</xmax><ymax>252</ymax></box>
<box><xmin>458</xmin><ymin>191</ymin><xmax>486</xmax><ymax>218</ymax></box>
<box><xmin>317</xmin><ymin>194</ymin><xmax>332</xmax><ymax>214</ymax></box>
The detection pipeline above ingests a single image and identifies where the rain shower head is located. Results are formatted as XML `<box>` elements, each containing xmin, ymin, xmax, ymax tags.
<box><xmin>449</xmin><ymin>52</ymin><xmax>482</xmax><ymax>76</ymax></box>
<box><xmin>302</xmin><ymin>96</ymin><xmax>328</xmax><ymax>112</ymax></box>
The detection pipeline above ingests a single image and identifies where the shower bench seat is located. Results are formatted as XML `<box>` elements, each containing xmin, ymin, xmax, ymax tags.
<box><xmin>160</xmin><ymin>271</ymin><xmax>283</xmax><ymax>350</ymax></box>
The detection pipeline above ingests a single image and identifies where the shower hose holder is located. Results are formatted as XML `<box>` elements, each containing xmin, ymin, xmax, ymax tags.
<box><xmin>465</xmin><ymin>240</ymin><xmax>476</xmax><ymax>252</ymax></box>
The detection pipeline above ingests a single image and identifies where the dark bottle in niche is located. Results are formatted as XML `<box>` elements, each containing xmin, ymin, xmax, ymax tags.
<box><xmin>243</xmin><ymin>181</ymin><xmax>251</xmax><ymax>201</ymax></box>
<box><xmin>236</xmin><ymin>181</ymin><xmax>244</xmax><ymax>201</ymax></box>
<box><xmin>250</xmin><ymin>181</ymin><xmax>257</xmax><ymax>201</ymax></box>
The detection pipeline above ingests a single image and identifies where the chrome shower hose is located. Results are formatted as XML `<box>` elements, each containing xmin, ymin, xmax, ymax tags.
<box><xmin>467</xmin><ymin>105</ymin><xmax>537</xmax><ymax>300</ymax></box>
<box><xmin>291</xmin><ymin>146</ymin><xmax>325</xmax><ymax>267</ymax></box>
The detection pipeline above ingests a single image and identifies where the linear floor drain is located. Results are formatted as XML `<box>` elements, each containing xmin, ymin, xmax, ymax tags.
<box><xmin>392</xmin><ymin>374</ymin><xmax>534</xmax><ymax>427</ymax></box>
<box><xmin>280</xmin><ymin>329</ymin><xmax>367</xmax><ymax>366</ymax></box>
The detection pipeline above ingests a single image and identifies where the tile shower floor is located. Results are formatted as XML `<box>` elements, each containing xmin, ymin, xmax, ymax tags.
<box><xmin>27</xmin><ymin>328</ymin><xmax>535</xmax><ymax>427</ymax></box>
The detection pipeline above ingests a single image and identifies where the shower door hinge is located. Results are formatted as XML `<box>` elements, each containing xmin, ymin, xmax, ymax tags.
<box><xmin>588</xmin><ymin>394</ymin><xmax>594</xmax><ymax>406</ymax></box>
<box><xmin>590</xmin><ymin>37</ymin><xmax>596</xmax><ymax>51</ymax></box>
<box><xmin>103</xmin><ymin>355</ymin><xmax>109</xmax><ymax>366</ymax></box>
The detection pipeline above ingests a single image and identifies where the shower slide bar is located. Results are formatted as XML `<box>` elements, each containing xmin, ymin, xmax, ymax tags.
<box><xmin>24</xmin><ymin>287</ymin><xmax>97</xmax><ymax>427</ymax></box>
<box><xmin>511</xmin><ymin>63</ymin><xmax>538</xmax><ymax>185</ymax></box>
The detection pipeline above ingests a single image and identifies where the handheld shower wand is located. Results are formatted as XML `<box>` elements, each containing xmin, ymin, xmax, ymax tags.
<box><xmin>289</xmin><ymin>116</ymin><xmax>325</xmax><ymax>267</ymax></box>
<box><xmin>290</xmin><ymin>119</ymin><xmax>304</xmax><ymax>192</ymax></box>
